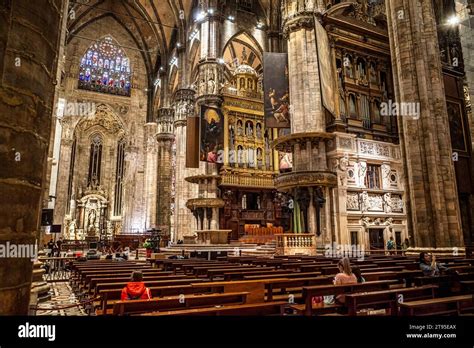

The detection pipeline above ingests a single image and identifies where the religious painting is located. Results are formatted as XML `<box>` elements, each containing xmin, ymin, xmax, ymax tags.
<box><xmin>263</xmin><ymin>53</ymin><xmax>290</xmax><ymax>128</ymax></box>
<box><xmin>278</xmin><ymin>128</ymin><xmax>292</xmax><ymax>172</ymax></box>
<box><xmin>200</xmin><ymin>105</ymin><xmax>224</xmax><ymax>163</ymax></box>
<box><xmin>447</xmin><ymin>101</ymin><xmax>467</xmax><ymax>153</ymax></box>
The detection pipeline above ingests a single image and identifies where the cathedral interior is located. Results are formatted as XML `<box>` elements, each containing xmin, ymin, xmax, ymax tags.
<box><xmin>1</xmin><ymin>0</ymin><xmax>474</xmax><ymax>324</ymax></box>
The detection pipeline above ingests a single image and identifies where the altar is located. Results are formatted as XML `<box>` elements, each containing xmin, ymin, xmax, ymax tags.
<box><xmin>195</xmin><ymin>230</ymin><xmax>232</xmax><ymax>245</ymax></box>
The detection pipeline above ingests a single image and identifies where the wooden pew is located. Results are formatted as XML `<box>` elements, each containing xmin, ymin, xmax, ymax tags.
<box><xmin>460</xmin><ymin>280</ymin><xmax>474</xmax><ymax>293</ymax></box>
<box><xmin>344</xmin><ymin>285</ymin><xmax>438</xmax><ymax>316</ymax></box>
<box><xmin>97</xmin><ymin>278</ymin><xmax>207</xmax><ymax>314</ymax></box>
<box><xmin>193</xmin><ymin>265</ymin><xmax>259</xmax><ymax>277</ymax></box>
<box><xmin>266</xmin><ymin>276</ymin><xmax>334</xmax><ymax>301</ymax></box>
<box><xmin>190</xmin><ymin>279</ymin><xmax>289</xmax><ymax>304</ymax></box>
<box><xmin>363</xmin><ymin>270</ymin><xmax>423</xmax><ymax>286</ymax></box>
<box><xmin>222</xmin><ymin>269</ymin><xmax>292</xmax><ymax>281</ymax></box>
<box><xmin>297</xmin><ymin>280</ymin><xmax>399</xmax><ymax>316</ymax></box>
<box><xmin>91</xmin><ymin>274</ymin><xmax>188</xmax><ymax>296</ymax></box>
<box><xmin>75</xmin><ymin>268</ymin><xmax>156</xmax><ymax>289</ymax></box>
<box><xmin>399</xmin><ymin>295</ymin><xmax>474</xmax><ymax>316</ymax></box>
<box><xmin>97</xmin><ymin>278</ymin><xmax>203</xmax><ymax>297</ymax></box>
<box><xmin>84</xmin><ymin>270</ymin><xmax>174</xmax><ymax>291</ymax></box>
<box><xmin>141</xmin><ymin>301</ymin><xmax>288</xmax><ymax>316</ymax></box>
<box><xmin>243</xmin><ymin>272</ymin><xmax>322</xmax><ymax>280</ymax></box>
<box><xmin>206</xmin><ymin>267</ymin><xmax>276</xmax><ymax>280</ymax></box>
<box><xmin>112</xmin><ymin>292</ymin><xmax>249</xmax><ymax>315</ymax></box>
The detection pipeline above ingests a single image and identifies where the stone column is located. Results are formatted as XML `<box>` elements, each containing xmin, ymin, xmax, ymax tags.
<box><xmin>0</xmin><ymin>0</ymin><xmax>65</xmax><ymax>314</ymax></box>
<box><xmin>211</xmin><ymin>207</ymin><xmax>218</xmax><ymax>230</ymax></box>
<box><xmin>185</xmin><ymin>0</ymin><xmax>225</xmax><ymax>235</ymax></box>
<box><xmin>173</xmin><ymin>89</ymin><xmax>197</xmax><ymax>242</ymax></box>
<box><xmin>203</xmin><ymin>208</ymin><xmax>208</xmax><ymax>231</ymax></box>
<box><xmin>307</xmin><ymin>188</ymin><xmax>316</xmax><ymax>234</ymax></box>
<box><xmin>156</xmin><ymin>108</ymin><xmax>174</xmax><ymax>237</ymax></box>
<box><xmin>386</xmin><ymin>0</ymin><xmax>464</xmax><ymax>249</ymax></box>
<box><xmin>144</xmin><ymin>122</ymin><xmax>158</xmax><ymax>230</ymax></box>
<box><xmin>274</xmin><ymin>1</ymin><xmax>336</xmax><ymax>248</ymax></box>
<box><xmin>283</xmin><ymin>2</ymin><xmax>325</xmax><ymax>134</ymax></box>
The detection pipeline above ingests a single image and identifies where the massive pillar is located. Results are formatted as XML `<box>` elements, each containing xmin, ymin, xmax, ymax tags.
<box><xmin>156</xmin><ymin>108</ymin><xmax>174</xmax><ymax>238</ymax></box>
<box><xmin>386</xmin><ymin>0</ymin><xmax>464</xmax><ymax>250</ymax></box>
<box><xmin>173</xmin><ymin>88</ymin><xmax>197</xmax><ymax>242</ymax></box>
<box><xmin>144</xmin><ymin>122</ymin><xmax>158</xmax><ymax>230</ymax></box>
<box><xmin>274</xmin><ymin>1</ymin><xmax>337</xmax><ymax>250</ymax></box>
<box><xmin>185</xmin><ymin>0</ymin><xmax>227</xmax><ymax>241</ymax></box>
<box><xmin>0</xmin><ymin>0</ymin><xmax>65</xmax><ymax>314</ymax></box>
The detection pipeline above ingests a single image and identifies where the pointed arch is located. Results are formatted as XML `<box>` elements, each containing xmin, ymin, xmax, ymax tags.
<box><xmin>75</xmin><ymin>104</ymin><xmax>127</xmax><ymax>139</ymax></box>
<box><xmin>222</xmin><ymin>31</ymin><xmax>264</xmax><ymax>78</ymax></box>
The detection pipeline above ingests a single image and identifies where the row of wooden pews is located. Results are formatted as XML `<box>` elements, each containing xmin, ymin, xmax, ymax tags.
<box><xmin>69</xmin><ymin>254</ymin><xmax>474</xmax><ymax>316</ymax></box>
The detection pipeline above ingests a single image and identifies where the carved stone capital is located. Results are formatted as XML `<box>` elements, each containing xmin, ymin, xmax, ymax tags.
<box><xmin>283</xmin><ymin>14</ymin><xmax>315</xmax><ymax>38</ymax></box>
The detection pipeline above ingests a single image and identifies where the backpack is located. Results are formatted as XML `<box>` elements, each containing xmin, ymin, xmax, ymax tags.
<box><xmin>387</xmin><ymin>240</ymin><xmax>394</xmax><ymax>249</ymax></box>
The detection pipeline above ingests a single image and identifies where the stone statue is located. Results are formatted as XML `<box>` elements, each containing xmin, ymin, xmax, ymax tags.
<box><xmin>381</xmin><ymin>164</ymin><xmax>391</xmax><ymax>188</ymax></box>
<box><xmin>256</xmin><ymin>123</ymin><xmax>262</xmax><ymax>138</ymax></box>
<box><xmin>207</xmin><ymin>72</ymin><xmax>216</xmax><ymax>94</ymax></box>
<box><xmin>68</xmin><ymin>219</ymin><xmax>77</xmax><ymax>240</ymax></box>
<box><xmin>246</xmin><ymin>122</ymin><xmax>253</xmax><ymax>137</ymax></box>
<box><xmin>237</xmin><ymin>120</ymin><xmax>243</xmax><ymax>136</ymax></box>
<box><xmin>335</xmin><ymin>155</ymin><xmax>349</xmax><ymax>186</ymax></box>
<box><xmin>87</xmin><ymin>209</ymin><xmax>97</xmax><ymax>237</ymax></box>
<box><xmin>88</xmin><ymin>209</ymin><xmax>96</xmax><ymax>226</ymax></box>
<box><xmin>360</xmin><ymin>216</ymin><xmax>371</xmax><ymax>227</ymax></box>
<box><xmin>200</xmin><ymin>75</ymin><xmax>206</xmax><ymax>94</ymax></box>
<box><xmin>383</xmin><ymin>192</ymin><xmax>392</xmax><ymax>213</ymax></box>
<box><xmin>358</xmin><ymin>162</ymin><xmax>367</xmax><ymax>186</ymax></box>
<box><xmin>360</xmin><ymin>191</ymin><xmax>369</xmax><ymax>212</ymax></box>
<box><xmin>106</xmin><ymin>221</ymin><xmax>113</xmax><ymax>237</ymax></box>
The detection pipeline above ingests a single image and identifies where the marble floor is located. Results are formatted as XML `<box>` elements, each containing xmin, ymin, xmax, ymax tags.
<box><xmin>36</xmin><ymin>282</ymin><xmax>87</xmax><ymax>316</ymax></box>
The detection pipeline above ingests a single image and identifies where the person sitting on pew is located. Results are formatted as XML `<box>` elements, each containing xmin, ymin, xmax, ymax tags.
<box><xmin>419</xmin><ymin>252</ymin><xmax>451</xmax><ymax>276</ymax></box>
<box><xmin>333</xmin><ymin>258</ymin><xmax>358</xmax><ymax>306</ymax></box>
<box><xmin>334</xmin><ymin>258</ymin><xmax>358</xmax><ymax>285</ymax></box>
<box><xmin>121</xmin><ymin>271</ymin><xmax>152</xmax><ymax>301</ymax></box>
<box><xmin>352</xmin><ymin>266</ymin><xmax>365</xmax><ymax>283</ymax></box>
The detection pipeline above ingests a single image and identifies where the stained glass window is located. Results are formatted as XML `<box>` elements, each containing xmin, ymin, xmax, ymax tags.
<box><xmin>78</xmin><ymin>36</ymin><xmax>132</xmax><ymax>97</ymax></box>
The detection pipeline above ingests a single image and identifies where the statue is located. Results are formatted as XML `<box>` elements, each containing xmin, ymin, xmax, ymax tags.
<box><xmin>383</xmin><ymin>192</ymin><xmax>392</xmax><ymax>213</ymax></box>
<box><xmin>106</xmin><ymin>221</ymin><xmax>113</xmax><ymax>238</ymax></box>
<box><xmin>237</xmin><ymin>120</ymin><xmax>243</xmax><ymax>136</ymax></box>
<box><xmin>207</xmin><ymin>72</ymin><xmax>216</xmax><ymax>94</ymax></box>
<box><xmin>360</xmin><ymin>191</ymin><xmax>369</xmax><ymax>212</ymax></box>
<box><xmin>360</xmin><ymin>216</ymin><xmax>371</xmax><ymax>228</ymax></box>
<box><xmin>200</xmin><ymin>75</ymin><xmax>206</xmax><ymax>94</ymax></box>
<box><xmin>358</xmin><ymin>162</ymin><xmax>367</xmax><ymax>186</ymax></box>
<box><xmin>335</xmin><ymin>155</ymin><xmax>349</xmax><ymax>186</ymax></box>
<box><xmin>68</xmin><ymin>219</ymin><xmax>77</xmax><ymax>240</ymax></box>
<box><xmin>87</xmin><ymin>209</ymin><xmax>97</xmax><ymax>237</ymax></box>
<box><xmin>87</xmin><ymin>209</ymin><xmax>96</xmax><ymax>226</ymax></box>
<box><xmin>256</xmin><ymin>123</ymin><xmax>262</xmax><ymax>138</ymax></box>
<box><xmin>246</xmin><ymin>122</ymin><xmax>253</xmax><ymax>137</ymax></box>
<box><xmin>241</xmin><ymin>47</ymin><xmax>248</xmax><ymax>64</ymax></box>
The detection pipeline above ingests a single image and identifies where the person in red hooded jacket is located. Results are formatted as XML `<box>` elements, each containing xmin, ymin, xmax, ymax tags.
<box><xmin>121</xmin><ymin>271</ymin><xmax>151</xmax><ymax>301</ymax></box>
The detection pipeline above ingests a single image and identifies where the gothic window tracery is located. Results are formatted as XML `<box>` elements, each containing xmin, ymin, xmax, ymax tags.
<box><xmin>78</xmin><ymin>36</ymin><xmax>132</xmax><ymax>97</ymax></box>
